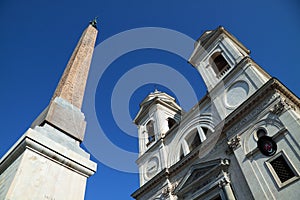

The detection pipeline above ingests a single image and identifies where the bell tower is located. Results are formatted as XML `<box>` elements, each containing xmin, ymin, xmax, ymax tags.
<box><xmin>189</xmin><ymin>26</ymin><xmax>271</xmax><ymax>119</ymax></box>
<box><xmin>134</xmin><ymin>90</ymin><xmax>182</xmax><ymax>186</ymax></box>
<box><xmin>0</xmin><ymin>21</ymin><xmax>98</xmax><ymax>200</ymax></box>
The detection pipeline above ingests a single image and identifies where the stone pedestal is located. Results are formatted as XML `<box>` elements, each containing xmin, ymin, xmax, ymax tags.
<box><xmin>0</xmin><ymin>125</ymin><xmax>97</xmax><ymax>200</ymax></box>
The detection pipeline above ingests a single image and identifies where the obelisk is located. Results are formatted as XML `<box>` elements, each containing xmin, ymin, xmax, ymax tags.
<box><xmin>0</xmin><ymin>20</ymin><xmax>98</xmax><ymax>200</ymax></box>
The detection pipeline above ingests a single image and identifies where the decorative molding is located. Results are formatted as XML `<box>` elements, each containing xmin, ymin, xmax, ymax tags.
<box><xmin>226</xmin><ymin>78</ymin><xmax>300</xmax><ymax>137</ymax></box>
<box><xmin>270</xmin><ymin>97</ymin><xmax>296</xmax><ymax>115</ymax></box>
<box><xmin>161</xmin><ymin>182</ymin><xmax>178</xmax><ymax>197</ymax></box>
<box><xmin>161</xmin><ymin>186</ymin><xmax>170</xmax><ymax>198</ymax></box>
<box><xmin>218</xmin><ymin>175</ymin><xmax>230</xmax><ymax>188</ymax></box>
<box><xmin>221</xmin><ymin>158</ymin><xmax>230</xmax><ymax>166</ymax></box>
<box><xmin>131</xmin><ymin>169</ymin><xmax>169</xmax><ymax>199</ymax></box>
<box><xmin>173</xmin><ymin>158</ymin><xmax>230</xmax><ymax>197</ymax></box>
<box><xmin>170</xmin><ymin>182</ymin><xmax>178</xmax><ymax>194</ymax></box>
<box><xmin>226</xmin><ymin>93</ymin><xmax>277</xmax><ymax>136</ymax></box>
<box><xmin>0</xmin><ymin>129</ymin><xmax>96</xmax><ymax>177</ymax></box>
<box><xmin>227</xmin><ymin>135</ymin><xmax>241</xmax><ymax>151</ymax></box>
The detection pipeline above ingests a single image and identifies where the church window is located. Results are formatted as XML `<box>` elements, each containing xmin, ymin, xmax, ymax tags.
<box><xmin>187</xmin><ymin>129</ymin><xmax>201</xmax><ymax>152</ymax></box>
<box><xmin>266</xmin><ymin>152</ymin><xmax>299</xmax><ymax>188</ymax></box>
<box><xmin>146</xmin><ymin>120</ymin><xmax>155</xmax><ymax>146</ymax></box>
<box><xmin>256</xmin><ymin>128</ymin><xmax>267</xmax><ymax>139</ymax></box>
<box><xmin>210</xmin><ymin>52</ymin><xmax>230</xmax><ymax>78</ymax></box>
<box><xmin>256</xmin><ymin>129</ymin><xmax>277</xmax><ymax>156</ymax></box>
<box><xmin>167</xmin><ymin>117</ymin><xmax>176</xmax><ymax>129</ymax></box>
<box><xmin>270</xmin><ymin>155</ymin><xmax>295</xmax><ymax>183</ymax></box>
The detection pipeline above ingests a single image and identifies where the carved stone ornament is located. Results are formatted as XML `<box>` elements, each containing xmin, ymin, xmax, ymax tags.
<box><xmin>227</xmin><ymin>135</ymin><xmax>241</xmax><ymax>151</ymax></box>
<box><xmin>221</xmin><ymin>158</ymin><xmax>230</xmax><ymax>166</ymax></box>
<box><xmin>227</xmin><ymin>94</ymin><xmax>277</xmax><ymax>136</ymax></box>
<box><xmin>270</xmin><ymin>98</ymin><xmax>295</xmax><ymax>115</ymax></box>
<box><xmin>162</xmin><ymin>186</ymin><xmax>170</xmax><ymax>198</ymax></box>
<box><xmin>162</xmin><ymin>182</ymin><xmax>178</xmax><ymax>197</ymax></box>
<box><xmin>218</xmin><ymin>173</ymin><xmax>231</xmax><ymax>188</ymax></box>
<box><xmin>170</xmin><ymin>182</ymin><xmax>178</xmax><ymax>194</ymax></box>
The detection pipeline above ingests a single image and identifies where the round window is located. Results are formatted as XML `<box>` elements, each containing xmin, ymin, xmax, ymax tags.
<box><xmin>257</xmin><ymin>136</ymin><xmax>277</xmax><ymax>156</ymax></box>
<box><xmin>256</xmin><ymin>129</ymin><xmax>267</xmax><ymax>139</ymax></box>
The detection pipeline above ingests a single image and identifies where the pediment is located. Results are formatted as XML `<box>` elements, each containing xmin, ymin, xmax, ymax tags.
<box><xmin>173</xmin><ymin>158</ymin><xmax>230</xmax><ymax>196</ymax></box>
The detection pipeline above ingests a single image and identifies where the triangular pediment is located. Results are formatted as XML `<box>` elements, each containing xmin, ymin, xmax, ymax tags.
<box><xmin>173</xmin><ymin>158</ymin><xmax>230</xmax><ymax>195</ymax></box>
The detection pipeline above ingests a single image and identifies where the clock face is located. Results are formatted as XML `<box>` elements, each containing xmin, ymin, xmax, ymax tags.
<box><xmin>146</xmin><ymin>157</ymin><xmax>159</xmax><ymax>179</ymax></box>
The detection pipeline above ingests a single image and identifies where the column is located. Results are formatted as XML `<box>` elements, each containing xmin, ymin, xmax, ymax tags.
<box><xmin>219</xmin><ymin>174</ymin><xmax>236</xmax><ymax>200</ymax></box>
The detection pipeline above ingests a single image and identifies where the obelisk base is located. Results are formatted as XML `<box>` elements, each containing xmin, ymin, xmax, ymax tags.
<box><xmin>0</xmin><ymin>125</ymin><xmax>96</xmax><ymax>200</ymax></box>
<box><xmin>31</xmin><ymin>97</ymin><xmax>86</xmax><ymax>142</ymax></box>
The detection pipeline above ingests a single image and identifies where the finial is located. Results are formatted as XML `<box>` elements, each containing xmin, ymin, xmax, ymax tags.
<box><xmin>154</xmin><ymin>84</ymin><xmax>158</xmax><ymax>93</ymax></box>
<box><xmin>89</xmin><ymin>16</ymin><xmax>98</xmax><ymax>29</ymax></box>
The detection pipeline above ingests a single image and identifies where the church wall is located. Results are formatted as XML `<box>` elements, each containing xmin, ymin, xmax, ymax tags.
<box><xmin>133</xmin><ymin>27</ymin><xmax>300</xmax><ymax>200</ymax></box>
<box><xmin>228</xmin><ymin>150</ymin><xmax>254</xmax><ymax>200</ymax></box>
<box><xmin>228</xmin><ymin>91</ymin><xmax>300</xmax><ymax>200</ymax></box>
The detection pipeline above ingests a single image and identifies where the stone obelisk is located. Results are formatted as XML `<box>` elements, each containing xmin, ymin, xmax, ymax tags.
<box><xmin>0</xmin><ymin>21</ymin><xmax>98</xmax><ymax>200</ymax></box>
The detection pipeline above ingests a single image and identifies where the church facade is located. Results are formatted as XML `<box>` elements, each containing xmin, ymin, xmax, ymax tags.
<box><xmin>132</xmin><ymin>27</ymin><xmax>300</xmax><ymax>200</ymax></box>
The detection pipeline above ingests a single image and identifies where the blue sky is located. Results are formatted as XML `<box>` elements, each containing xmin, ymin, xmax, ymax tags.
<box><xmin>0</xmin><ymin>0</ymin><xmax>300</xmax><ymax>199</ymax></box>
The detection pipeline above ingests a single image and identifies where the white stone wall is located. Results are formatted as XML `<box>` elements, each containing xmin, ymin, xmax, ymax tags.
<box><xmin>228</xmin><ymin>94</ymin><xmax>300</xmax><ymax>200</ymax></box>
<box><xmin>0</xmin><ymin>127</ymin><xmax>96</xmax><ymax>200</ymax></box>
<box><xmin>4</xmin><ymin>149</ymin><xmax>87</xmax><ymax>200</ymax></box>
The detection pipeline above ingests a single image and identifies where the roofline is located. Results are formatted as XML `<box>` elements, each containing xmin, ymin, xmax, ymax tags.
<box><xmin>131</xmin><ymin>77</ymin><xmax>300</xmax><ymax>199</ymax></box>
<box><xmin>189</xmin><ymin>26</ymin><xmax>250</xmax><ymax>66</ymax></box>
<box><xmin>196</xmin><ymin>26</ymin><xmax>250</xmax><ymax>54</ymax></box>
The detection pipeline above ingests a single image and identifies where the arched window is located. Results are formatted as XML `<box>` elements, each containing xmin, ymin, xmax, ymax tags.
<box><xmin>210</xmin><ymin>52</ymin><xmax>230</xmax><ymax>78</ymax></box>
<box><xmin>146</xmin><ymin>120</ymin><xmax>155</xmax><ymax>145</ymax></box>
<box><xmin>186</xmin><ymin>129</ymin><xmax>201</xmax><ymax>152</ymax></box>
<box><xmin>167</xmin><ymin>117</ymin><xmax>176</xmax><ymax>129</ymax></box>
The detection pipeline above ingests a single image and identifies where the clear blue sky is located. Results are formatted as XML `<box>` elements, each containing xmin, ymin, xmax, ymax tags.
<box><xmin>0</xmin><ymin>0</ymin><xmax>299</xmax><ymax>199</ymax></box>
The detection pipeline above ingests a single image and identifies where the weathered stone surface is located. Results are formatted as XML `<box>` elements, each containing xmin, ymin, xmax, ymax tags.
<box><xmin>0</xmin><ymin>152</ymin><xmax>23</xmax><ymax>200</ymax></box>
<box><xmin>0</xmin><ymin>127</ymin><xmax>97</xmax><ymax>200</ymax></box>
<box><xmin>31</xmin><ymin>97</ymin><xmax>86</xmax><ymax>142</ymax></box>
<box><xmin>31</xmin><ymin>24</ymin><xmax>98</xmax><ymax>142</ymax></box>
<box><xmin>51</xmin><ymin>24</ymin><xmax>98</xmax><ymax>109</ymax></box>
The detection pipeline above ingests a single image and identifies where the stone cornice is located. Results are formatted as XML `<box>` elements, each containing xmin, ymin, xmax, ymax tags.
<box><xmin>174</xmin><ymin>158</ymin><xmax>230</xmax><ymax>196</ymax></box>
<box><xmin>224</xmin><ymin>78</ymin><xmax>300</xmax><ymax>134</ymax></box>
<box><xmin>136</xmin><ymin>139</ymin><xmax>163</xmax><ymax>164</ymax></box>
<box><xmin>189</xmin><ymin>26</ymin><xmax>250</xmax><ymax>66</ymax></box>
<box><xmin>133</xmin><ymin>142</ymin><xmax>208</xmax><ymax>199</ymax></box>
<box><xmin>133</xmin><ymin>77</ymin><xmax>300</xmax><ymax>198</ymax></box>
<box><xmin>163</xmin><ymin>93</ymin><xmax>211</xmax><ymax>140</ymax></box>
<box><xmin>133</xmin><ymin>98</ymin><xmax>182</xmax><ymax>125</ymax></box>
<box><xmin>0</xmin><ymin>128</ymin><xmax>96</xmax><ymax>177</ymax></box>
<box><xmin>207</xmin><ymin>57</ymin><xmax>271</xmax><ymax>99</ymax></box>
<box><xmin>133</xmin><ymin>146</ymin><xmax>201</xmax><ymax>199</ymax></box>
<box><xmin>131</xmin><ymin>168</ymin><xmax>168</xmax><ymax>199</ymax></box>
